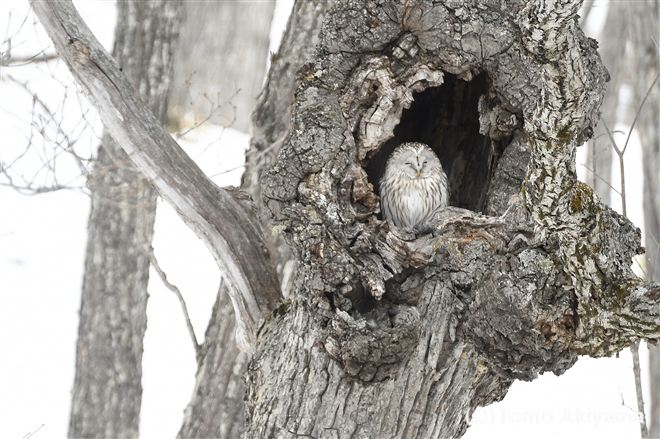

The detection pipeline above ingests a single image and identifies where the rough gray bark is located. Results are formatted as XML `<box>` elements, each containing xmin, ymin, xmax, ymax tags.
<box><xmin>68</xmin><ymin>2</ymin><xmax>181</xmax><ymax>437</ymax></box>
<box><xmin>30</xmin><ymin>0</ymin><xmax>282</xmax><ymax>352</ymax></box>
<box><xmin>178</xmin><ymin>3</ymin><xmax>333</xmax><ymax>437</ymax></box>
<box><xmin>168</xmin><ymin>1</ymin><xmax>275</xmax><ymax>133</ymax></box>
<box><xmin>243</xmin><ymin>0</ymin><xmax>335</xmax><ymax>295</ymax></box>
<box><xmin>247</xmin><ymin>1</ymin><xmax>659</xmax><ymax>437</ymax></box>
<box><xmin>243</xmin><ymin>0</ymin><xmax>332</xmax><ymax>206</ymax></box>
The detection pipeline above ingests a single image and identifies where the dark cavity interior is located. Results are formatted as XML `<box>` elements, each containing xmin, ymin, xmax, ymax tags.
<box><xmin>367</xmin><ymin>72</ymin><xmax>506</xmax><ymax>213</ymax></box>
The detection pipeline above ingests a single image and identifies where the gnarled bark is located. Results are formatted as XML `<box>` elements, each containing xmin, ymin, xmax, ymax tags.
<box><xmin>248</xmin><ymin>1</ymin><xmax>659</xmax><ymax>437</ymax></box>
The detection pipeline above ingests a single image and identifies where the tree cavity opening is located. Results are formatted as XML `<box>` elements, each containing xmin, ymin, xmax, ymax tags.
<box><xmin>367</xmin><ymin>72</ymin><xmax>504</xmax><ymax>214</ymax></box>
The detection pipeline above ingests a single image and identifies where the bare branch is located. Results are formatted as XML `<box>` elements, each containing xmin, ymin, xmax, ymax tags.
<box><xmin>600</xmin><ymin>71</ymin><xmax>660</xmax><ymax>437</ymax></box>
<box><xmin>30</xmin><ymin>0</ymin><xmax>282</xmax><ymax>350</ymax></box>
<box><xmin>580</xmin><ymin>162</ymin><xmax>621</xmax><ymax>196</ymax></box>
<box><xmin>601</xmin><ymin>119</ymin><xmax>627</xmax><ymax>216</ymax></box>
<box><xmin>623</xmin><ymin>72</ymin><xmax>660</xmax><ymax>157</ymax></box>
<box><xmin>1</xmin><ymin>51</ymin><xmax>58</xmax><ymax>66</ymax></box>
<box><xmin>631</xmin><ymin>340</ymin><xmax>650</xmax><ymax>438</ymax></box>
<box><xmin>1</xmin><ymin>72</ymin><xmax>93</xmax><ymax>195</ymax></box>
<box><xmin>174</xmin><ymin>88</ymin><xmax>239</xmax><ymax>141</ymax></box>
<box><xmin>149</xmin><ymin>248</ymin><xmax>200</xmax><ymax>354</ymax></box>
<box><xmin>1</xmin><ymin>10</ymin><xmax>32</xmax><ymax>66</ymax></box>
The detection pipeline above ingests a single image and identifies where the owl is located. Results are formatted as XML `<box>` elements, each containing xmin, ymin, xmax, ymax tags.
<box><xmin>379</xmin><ymin>142</ymin><xmax>449</xmax><ymax>229</ymax></box>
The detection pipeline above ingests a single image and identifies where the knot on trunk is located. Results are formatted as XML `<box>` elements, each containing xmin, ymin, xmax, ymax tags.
<box><xmin>324</xmin><ymin>305</ymin><xmax>420</xmax><ymax>382</ymax></box>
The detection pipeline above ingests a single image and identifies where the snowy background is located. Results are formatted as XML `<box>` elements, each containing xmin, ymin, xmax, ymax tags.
<box><xmin>0</xmin><ymin>1</ymin><xmax>651</xmax><ymax>438</ymax></box>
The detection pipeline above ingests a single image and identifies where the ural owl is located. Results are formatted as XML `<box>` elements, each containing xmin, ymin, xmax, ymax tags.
<box><xmin>379</xmin><ymin>142</ymin><xmax>449</xmax><ymax>229</ymax></box>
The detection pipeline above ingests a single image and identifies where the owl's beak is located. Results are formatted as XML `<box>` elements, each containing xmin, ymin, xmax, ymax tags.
<box><xmin>416</xmin><ymin>170</ymin><xmax>421</xmax><ymax>177</ymax></box>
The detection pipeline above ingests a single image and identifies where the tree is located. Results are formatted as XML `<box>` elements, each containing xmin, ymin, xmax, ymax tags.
<box><xmin>30</xmin><ymin>1</ymin><xmax>660</xmax><ymax>438</ymax></box>
<box><xmin>168</xmin><ymin>1</ymin><xmax>276</xmax><ymax>133</ymax></box>
<box><xmin>68</xmin><ymin>1</ymin><xmax>181</xmax><ymax>437</ymax></box>
<box><xmin>66</xmin><ymin>1</ymin><xmax>280</xmax><ymax>437</ymax></box>
<box><xmin>632</xmin><ymin>1</ymin><xmax>660</xmax><ymax>434</ymax></box>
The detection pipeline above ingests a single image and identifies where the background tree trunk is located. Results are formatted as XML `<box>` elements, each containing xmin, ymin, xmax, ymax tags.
<box><xmin>68</xmin><ymin>1</ymin><xmax>181</xmax><ymax>437</ymax></box>
<box><xmin>167</xmin><ymin>1</ymin><xmax>275</xmax><ymax>133</ymax></box>
<box><xmin>173</xmin><ymin>3</ymin><xmax>278</xmax><ymax>437</ymax></box>
<box><xmin>177</xmin><ymin>281</ymin><xmax>248</xmax><ymax>439</ymax></box>
<box><xmin>583</xmin><ymin>1</ymin><xmax>659</xmax><ymax>435</ymax></box>
<box><xmin>631</xmin><ymin>0</ymin><xmax>660</xmax><ymax>435</ymax></box>
<box><xmin>583</xmin><ymin>0</ymin><xmax>629</xmax><ymax>204</ymax></box>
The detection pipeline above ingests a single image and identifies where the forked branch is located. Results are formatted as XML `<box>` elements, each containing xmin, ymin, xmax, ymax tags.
<box><xmin>29</xmin><ymin>0</ymin><xmax>282</xmax><ymax>350</ymax></box>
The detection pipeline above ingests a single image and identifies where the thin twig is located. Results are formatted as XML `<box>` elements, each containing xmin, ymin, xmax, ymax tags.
<box><xmin>207</xmin><ymin>131</ymin><xmax>287</xmax><ymax>179</ymax></box>
<box><xmin>631</xmin><ymin>341</ymin><xmax>649</xmax><ymax>438</ymax></box>
<box><xmin>149</xmin><ymin>248</ymin><xmax>200</xmax><ymax>354</ymax></box>
<box><xmin>601</xmin><ymin>119</ymin><xmax>626</xmax><ymax>216</ymax></box>
<box><xmin>580</xmin><ymin>163</ymin><xmax>622</xmax><ymax>195</ymax></box>
<box><xmin>1</xmin><ymin>51</ymin><xmax>58</xmax><ymax>66</ymax></box>
<box><xmin>22</xmin><ymin>423</ymin><xmax>44</xmax><ymax>439</ymax></box>
<box><xmin>174</xmin><ymin>88</ymin><xmax>240</xmax><ymax>141</ymax></box>
<box><xmin>622</xmin><ymin>72</ymin><xmax>660</xmax><ymax>157</ymax></box>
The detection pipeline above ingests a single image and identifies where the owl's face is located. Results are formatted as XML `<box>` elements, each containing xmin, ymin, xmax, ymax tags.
<box><xmin>388</xmin><ymin>144</ymin><xmax>441</xmax><ymax>180</ymax></box>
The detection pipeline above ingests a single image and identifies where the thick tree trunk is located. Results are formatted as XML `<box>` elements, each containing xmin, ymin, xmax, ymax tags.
<box><xmin>68</xmin><ymin>1</ymin><xmax>182</xmax><ymax>437</ymax></box>
<box><xmin>247</xmin><ymin>1</ymin><xmax>659</xmax><ymax>437</ymax></box>
<box><xmin>178</xmin><ymin>2</ymin><xmax>333</xmax><ymax>436</ymax></box>
<box><xmin>167</xmin><ymin>1</ymin><xmax>275</xmax><ymax>133</ymax></box>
